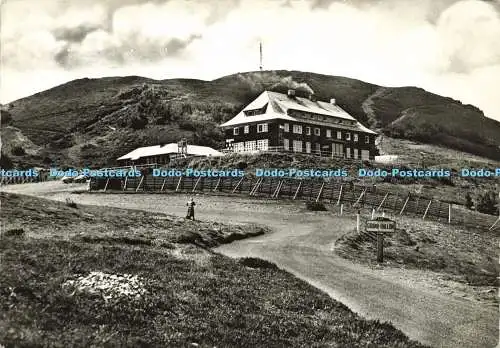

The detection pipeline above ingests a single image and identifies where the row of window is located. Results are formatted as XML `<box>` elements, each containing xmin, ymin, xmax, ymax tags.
<box><xmin>232</xmin><ymin>139</ymin><xmax>269</xmax><ymax>152</ymax></box>
<box><xmin>228</xmin><ymin>138</ymin><xmax>370</xmax><ymax>159</ymax></box>
<box><xmin>287</xmin><ymin>110</ymin><xmax>356</xmax><ymax>126</ymax></box>
<box><xmin>233</xmin><ymin>123</ymin><xmax>370</xmax><ymax>143</ymax></box>
<box><xmin>282</xmin><ymin>139</ymin><xmax>369</xmax><ymax>159</ymax></box>
<box><xmin>285</xmin><ymin>123</ymin><xmax>368</xmax><ymax>143</ymax></box>
<box><xmin>233</xmin><ymin>123</ymin><xmax>268</xmax><ymax>135</ymax></box>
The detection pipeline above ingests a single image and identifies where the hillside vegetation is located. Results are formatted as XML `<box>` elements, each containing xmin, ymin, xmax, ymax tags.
<box><xmin>2</xmin><ymin>70</ymin><xmax>499</xmax><ymax>168</ymax></box>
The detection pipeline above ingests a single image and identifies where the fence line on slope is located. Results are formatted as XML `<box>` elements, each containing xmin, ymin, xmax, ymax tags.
<box><xmin>88</xmin><ymin>175</ymin><xmax>498</xmax><ymax>231</ymax></box>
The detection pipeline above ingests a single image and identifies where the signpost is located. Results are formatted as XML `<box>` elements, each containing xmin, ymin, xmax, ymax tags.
<box><xmin>366</xmin><ymin>217</ymin><xmax>396</xmax><ymax>263</ymax></box>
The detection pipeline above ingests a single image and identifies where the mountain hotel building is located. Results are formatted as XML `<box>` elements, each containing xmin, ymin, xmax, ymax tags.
<box><xmin>220</xmin><ymin>89</ymin><xmax>377</xmax><ymax>160</ymax></box>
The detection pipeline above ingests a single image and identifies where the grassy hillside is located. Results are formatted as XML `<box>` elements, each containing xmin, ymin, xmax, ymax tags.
<box><xmin>0</xmin><ymin>192</ymin><xmax>428</xmax><ymax>347</ymax></box>
<box><xmin>2</xmin><ymin>70</ymin><xmax>500</xmax><ymax>168</ymax></box>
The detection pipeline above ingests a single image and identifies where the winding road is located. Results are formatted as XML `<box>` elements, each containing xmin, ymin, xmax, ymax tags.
<box><xmin>2</xmin><ymin>182</ymin><xmax>498</xmax><ymax>348</ymax></box>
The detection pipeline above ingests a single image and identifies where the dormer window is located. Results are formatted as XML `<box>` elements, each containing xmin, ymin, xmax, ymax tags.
<box><xmin>244</xmin><ymin>103</ymin><xmax>267</xmax><ymax>116</ymax></box>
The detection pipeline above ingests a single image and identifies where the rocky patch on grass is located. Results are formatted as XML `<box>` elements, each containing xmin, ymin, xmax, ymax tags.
<box><xmin>62</xmin><ymin>271</ymin><xmax>147</xmax><ymax>302</ymax></box>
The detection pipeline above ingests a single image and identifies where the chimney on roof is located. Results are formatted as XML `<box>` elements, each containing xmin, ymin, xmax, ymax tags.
<box><xmin>287</xmin><ymin>89</ymin><xmax>296</xmax><ymax>98</ymax></box>
<box><xmin>309</xmin><ymin>93</ymin><xmax>316</xmax><ymax>102</ymax></box>
<box><xmin>330</xmin><ymin>98</ymin><xmax>336</xmax><ymax>105</ymax></box>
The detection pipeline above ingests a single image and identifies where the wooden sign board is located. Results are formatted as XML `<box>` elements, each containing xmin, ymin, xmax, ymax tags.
<box><xmin>366</xmin><ymin>218</ymin><xmax>396</xmax><ymax>233</ymax></box>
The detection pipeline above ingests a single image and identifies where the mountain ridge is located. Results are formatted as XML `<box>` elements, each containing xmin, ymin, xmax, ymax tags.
<box><xmin>2</xmin><ymin>70</ymin><xmax>499</xmax><ymax>168</ymax></box>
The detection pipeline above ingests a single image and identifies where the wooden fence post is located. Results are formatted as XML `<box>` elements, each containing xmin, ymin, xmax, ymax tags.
<box><xmin>250</xmin><ymin>178</ymin><xmax>263</xmax><ymax>196</ymax></box>
<box><xmin>135</xmin><ymin>176</ymin><xmax>144</xmax><ymax>192</ymax></box>
<box><xmin>377</xmin><ymin>193</ymin><xmax>389</xmax><ymax>211</ymax></box>
<box><xmin>232</xmin><ymin>176</ymin><xmax>245</xmax><ymax>193</ymax></box>
<box><xmin>213</xmin><ymin>177</ymin><xmax>221</xmax><ymax>192</ymax></box>
<box><xmin>316</xmin><ymin>182</ymin><xmax>325</xmax><ymax>202</ymax></box>
<box><xmin>337</xmin><ymin>184</ymin><xmax>343</xmax><ymax>205</ymax></box>
<box><xmin>354</xmin><ymin>188</ymin><xmax>367</xmax><ymax>207</ymax></box>
<box><xmin>277</xmin><ymin>180</ymin><xmax>284</xmax><ymax>198</ymax></box>
<box><xmin>272</xmin><ymin>180</ymin><xmax>283</xmax><ymax>199</ymax></box>
<box><xmin>293</xmin><ymin>180</ymin><xmax>303</xmax><ymax>200</ymax></box>
<box><xmin>423</xmin><ymin>200</ymin><xmax>432</xmax><ymax>220</ymax></box>
<box><xmin>193</xmin><ymin>176</ymin><xmax>201</xmax><ymax>192</ymax></box>
<box><xmin>400</xmin><ymin>194</ymin><xmax>410</xmax><ymax>215</ymax></box>
<box><xmin>175</xmin><ymin>176</ymin><xmax>182</xmax><ymax>192</ymax></box>
<box><xmin>489</xmin><ymin>216</ymin><xmax>500</xmax><ymax>231</ymax></box>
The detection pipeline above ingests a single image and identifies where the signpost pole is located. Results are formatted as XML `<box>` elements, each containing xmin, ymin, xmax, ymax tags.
<box><xmin>377</xmin><ymin>232</ymin><xmax>384</xmax><ymax>263</ymax></box>
<box><xmin>366</xmin><ymin>218</ymin><xmax>395</xmax><ymax>264</ymax></box>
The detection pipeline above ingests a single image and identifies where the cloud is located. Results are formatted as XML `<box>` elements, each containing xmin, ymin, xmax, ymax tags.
<box><xmin>436</xmin><ymin>0</ymin><xmax>500</xmax><ymax>73</ymax></box>
<box><xmin>1</xmin><ymin>0</ymin><xmax>500</xmax><ymax>122</ymax></box>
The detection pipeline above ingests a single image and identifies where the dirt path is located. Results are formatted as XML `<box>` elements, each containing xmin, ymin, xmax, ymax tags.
<box><xmin>2</xmin><ymin>182</ymin><xmax>498</xmax><ymax>348</ymax></box>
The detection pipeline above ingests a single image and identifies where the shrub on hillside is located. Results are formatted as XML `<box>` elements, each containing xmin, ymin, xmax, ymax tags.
<box><xmin>0</xmin><ymin>110</ymin><xmax>12</xmax><ymax>124</ymax></box>
<box><xmin>475</xmin><ymin>191</ymin><xmax>498</xmax><ymax>215</ymax></box>
<box><xmin>305</xmin><ymin>201</ymin><xmax>327</xmax><ymax>211</ymax></box>
<box><xmin>0</xmin><ymin>152</ymin><xmax>13</xmax><ymax>168</ymax></box>
<box><xmin>465</xmin><ymin>192</ymin><xmax>473</xmax><ymax>210</ymax></box>
<box><xmin>11</xmin><ymin>146</ymin><xmax>26</xmax><ymax>156</ymax></box>
<box><xmin>178</xmin><ymin>118</ymin><xmax>197</xmax><ymax>131</ymax></box>
<box><xmin>236</xmin><ymin>161</ymin><xmax>248</xmax><ymax>169</ymax></box>
<box><xmin>128</xmin><ymin>115</ymin><xmax>148</xmax><ymax>130</ymax></box>
<box><xmin>4</xmin><ymin>228</ymin><xmax>25</xmax><ymax>237</ymax></box>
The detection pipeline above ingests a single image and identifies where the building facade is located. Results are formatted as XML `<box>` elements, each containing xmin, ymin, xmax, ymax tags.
<box><xmin>220</xmin><ymin>90</ymin><xmax>377</xmax><ymax>160</ymax></box>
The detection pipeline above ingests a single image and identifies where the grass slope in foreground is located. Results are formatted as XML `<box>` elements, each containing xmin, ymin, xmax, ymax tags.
<box><xmin>0</xmin><ymin>193</ymin><xmax>428</xmax><ymax>347</ymax></box>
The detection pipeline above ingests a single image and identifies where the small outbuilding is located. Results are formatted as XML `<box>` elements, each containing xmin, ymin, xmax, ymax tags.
<box><xmin>117</xmin><ymin>141</ymin><xmax>224</xmax><ymax>166</ymax></box>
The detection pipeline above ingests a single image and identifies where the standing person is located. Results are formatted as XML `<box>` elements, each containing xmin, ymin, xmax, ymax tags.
<box><xmin>186</xmin><ymin>197</ymin><xmax>196</xmax><ymax>220</ymax></box>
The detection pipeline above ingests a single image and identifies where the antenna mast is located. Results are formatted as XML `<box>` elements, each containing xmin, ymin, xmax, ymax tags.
<box><xmin>259</xmin><ymin>41</ymin><xmax>263</xmax><ymax>71</ymax></box>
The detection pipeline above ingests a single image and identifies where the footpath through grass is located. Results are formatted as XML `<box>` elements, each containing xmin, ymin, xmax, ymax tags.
<box><xmin>1</xmin><ymin>192</ymin><xmax>428</xmax><ymax>347</ymax></box>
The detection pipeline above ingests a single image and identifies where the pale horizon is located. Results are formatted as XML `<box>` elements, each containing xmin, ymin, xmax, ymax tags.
<box><xmin>2</xmin><ymin>0</ymin><xmax>500</xmax><ymax>122</ymax></box>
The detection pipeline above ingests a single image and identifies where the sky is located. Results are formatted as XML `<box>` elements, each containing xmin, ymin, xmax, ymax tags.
<box><xmin>1</xmin><ymin>0</ymin><xmax>500</xmax><ymax>122</ymax></box>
